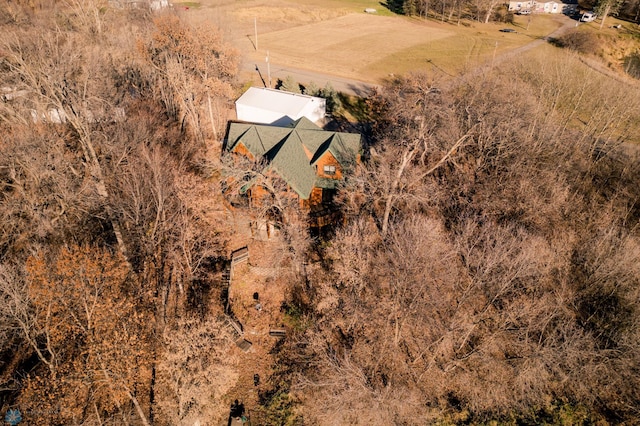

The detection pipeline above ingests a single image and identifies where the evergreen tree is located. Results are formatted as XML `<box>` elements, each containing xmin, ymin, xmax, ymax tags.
<box><xmin>280</xmin><ymin>75</ymin><xmax>301</xmax><ymax>93</ymax></box>
<box><xmin>595</xmin><ymin>0</ymin><xmax>624</xmax><ymax>28</ymax></box>
<box><xmin>319</xmin><ymin>83</ymin><xmax>342</xmax><ymax>115</ymax></box>
<box><xmin>403</xmin><ymin>0</ymin><xmax>418</xmax><ymax>15</ymax></box>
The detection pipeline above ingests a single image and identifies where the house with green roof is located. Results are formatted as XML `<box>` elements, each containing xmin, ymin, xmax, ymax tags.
<box><xmin>224</xmin><ymin>117</ymin><xmax>361</xmax><ymax>212</ymax></box>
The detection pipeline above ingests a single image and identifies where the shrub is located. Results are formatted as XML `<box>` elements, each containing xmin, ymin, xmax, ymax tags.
<box><xmin>624</xmin><ymin>51</ymin><xmax>640</xmax><ymax>78</ymax></box>
<box><xmin>495</xmin><ymin>8</ymin><xmax>515</xmax><ymax>23</ymax></box>
<box><xmin>554</xmin><ymin>30</ymin><xmax>600</xmax><ymax>53</ymax></box>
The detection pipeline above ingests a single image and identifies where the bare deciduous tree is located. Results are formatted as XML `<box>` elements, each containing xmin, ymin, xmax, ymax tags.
<box><xmin>295</xmin><ymin>61</ymin><xmax>640</xmax><ymax>424</ymax></box>
<box><xmin>155</xmin><ymin>317</ymin><xmax>239</xmax><ymax>425</ymax></box>
<box><xmin>140</xmin><ymin>14</ymin><xmax>239</xmax><ymax>147</ymax></box>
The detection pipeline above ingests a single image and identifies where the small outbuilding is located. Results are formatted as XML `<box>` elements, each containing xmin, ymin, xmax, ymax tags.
<box><xmin>235</xmin><ymin>87</ymin><xmax>326</xmax><ymax>126</ymax></box>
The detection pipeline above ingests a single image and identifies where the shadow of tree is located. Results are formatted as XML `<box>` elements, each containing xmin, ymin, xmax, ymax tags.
<box><xmin>380</xmin><ymin>0</ymin><xmax>404</xmax><ymax>14</ymax></box>
<box><xmin>338</xmin><ymin>93</ymin><xmax>371</xmax><ymax>124</ymax></box>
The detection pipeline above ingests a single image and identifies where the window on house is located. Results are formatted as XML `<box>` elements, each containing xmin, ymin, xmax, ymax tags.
<box><xmin>323</xmin><ymin>165</ymin><xmax>336</xmax><ymax>175</ymax></box>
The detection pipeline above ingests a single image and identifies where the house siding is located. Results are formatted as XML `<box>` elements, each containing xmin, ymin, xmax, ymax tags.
<box><xmin>508</xmin><ymin>0</ymin><xmax>571</xmax><ymax>12</ymax></box>
<box><xmin>301</xmin><ymin>187</ymin><xmax>325</xmax><ymax>210</ymax></box>
<box><xmin>233</xmin><ymin>142</ymin><xmax>255</xmax><ymax>161</ymax></box>
<box><xmin>315</xmin><ymin>151</ymin><xmax>343</xmax><ymax>180</ymax></box>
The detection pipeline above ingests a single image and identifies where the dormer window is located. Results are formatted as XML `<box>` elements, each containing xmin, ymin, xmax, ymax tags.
<box><xmin>323</xmin><ymin>165</ymin><xmax>336</xmax><ymax>175</ymax></box>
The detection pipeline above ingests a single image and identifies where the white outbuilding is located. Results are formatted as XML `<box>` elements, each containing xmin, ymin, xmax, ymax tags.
<box><xmin>235</xmin><ymin>87</ymin><xmax>326</xmax><ymax>126</ymax></box>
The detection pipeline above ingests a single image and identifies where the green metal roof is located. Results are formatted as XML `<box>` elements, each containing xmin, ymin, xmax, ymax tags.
<box><xmin>225</xmin><ymin>118</ymin><xmax>361</xmax><ymax>200</ymax></box>
<box><xmin>315</xmin><ymin>177</ymin><xmax>340</xmax><ymax>189</ymax></box>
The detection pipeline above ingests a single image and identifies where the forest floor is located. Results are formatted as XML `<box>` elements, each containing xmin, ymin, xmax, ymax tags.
<box><xmin>219</xmin><ymin>215</ymin><xmax>290</xmax><ymax>424</ymax></box>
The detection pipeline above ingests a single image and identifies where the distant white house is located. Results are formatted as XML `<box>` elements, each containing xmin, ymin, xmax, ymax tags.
<box><xmin>235</xmin><ymin>87</ymin><xmax>326</xmax><ymax>126</ymax></box>
<box><xmin>508</xmin><ymin>0</ymin><xmax>533</xmax><ymax>12</ymax></box>
<box><xmin>107</xmin><ymin>0</ymin><xmax>169</xmax><ymax>10</ymax></box>
<box><xmin>507</xmin><ymin>0</ymin><xmax>574</xmax><ymax>13</ymax></box>
<box><xmin>149</xmin><ymin>0</ymin><xmax>168</xmax><ymax>11</ymax></box>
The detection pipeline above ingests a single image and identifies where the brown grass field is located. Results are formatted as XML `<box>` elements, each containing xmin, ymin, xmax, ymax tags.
<box><xmin>177</xmin><ymin>0</ymin><xmax>640</xmax><ymax>143</ymax></box>
<box><xmin>179</xmin><ymin>0</ymin><xmax>566</xmax><ymax>82</ymax></box>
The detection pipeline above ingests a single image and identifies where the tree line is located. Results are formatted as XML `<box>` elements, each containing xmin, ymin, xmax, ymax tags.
<box><xmin>386</xmin><ymin>0</ymin><xmax>640</xmax><ymax>24</ymax></box>
<box><xmin>0</xmin><ymin>2</ymin><xmax>241</xmax><ymax>424</ymax></box>
<box><xmin>385</xmin><ymin>0</ymin><xmax>504</xmax><ymax>24</ymax></box>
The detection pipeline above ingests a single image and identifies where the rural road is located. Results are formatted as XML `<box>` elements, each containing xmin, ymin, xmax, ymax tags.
<box><xmin>446</xmin><ymin>15</ymin><xmax>578</xmax><ymax>88</ymax></box>
<box><xmin>241</xmin><ymin>60</ymin><xmax>380</xmax><ymax>97</ymax></box>
<box><xmin>494</xmin><ymin>16</ymin><xmax>578</xmax><ymax>64</ymax></box>
<box><xmin>238</xmin><ymin>15</ymin><xmax>578</xmax><ymax>97</ymax></box>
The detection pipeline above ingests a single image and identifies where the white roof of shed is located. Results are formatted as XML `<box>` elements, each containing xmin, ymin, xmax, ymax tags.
<box><xmin>236</xmin><ymin>87</ymin><xmax>322</xmax><ymax>118</ymax></box>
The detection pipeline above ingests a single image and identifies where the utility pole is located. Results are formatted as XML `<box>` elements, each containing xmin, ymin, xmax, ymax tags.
<box><xmin>254</xmin><ymin>17</ymin><xmax>258</xmax><ymax>50</ymax></box>
<box><xmin>266</xmin><ymin>51</ymin><xmax>271</xmax><ymax>88</ymax></box>
<box><xmin>492</xmin><ymin>41</ymin><xmax>498</xmax><ymax>68</ymax></box>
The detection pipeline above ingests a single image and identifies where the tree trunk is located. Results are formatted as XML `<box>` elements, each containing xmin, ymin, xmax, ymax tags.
<box><xmin>599</xmin><ymin>4</ymin><xmax>611</xmax><ymax>29</ymax></box>
<box><xmin>78</xmin><ymin>129</ymin><xmax>130</xmax><ymax>266</ymax></box>
<box><xmin>207</xmin><ymin>94</ymin><xmax>218</xmax><ymax>142</ymax></box>
<box><xmin>149</xmin><ymin>364</ymin><xmax>156</xmax><ymax>425</ymax></box>
<box><xmin>484</xmin><ymin>3</ymin><xmax>495</xmax><ymax>23</ymax></box>
<box><xmin>382</xmin><ymin>147</ymin><xmax>416</xmax><ymax>236</ymax></box>
<box><xmin>125</xmin><ymin>386</ymin><xmax>151</xmax><ymax>426</ymax></box>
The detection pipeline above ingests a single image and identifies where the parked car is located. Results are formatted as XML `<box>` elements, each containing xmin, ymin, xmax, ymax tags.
<box><xmin>499</xmin><ymin>28</ymin><xmax>516</xmax><ymax>32</ymax></box>
<box><xmin>517</xmin><ymin>9</ymin><xmax>531</xmax><ymax>14</ymax></box>
<box><xmin>580</xmin><ymin>12</ymin><xmax>596</xmax><ymax>22</ymax></box>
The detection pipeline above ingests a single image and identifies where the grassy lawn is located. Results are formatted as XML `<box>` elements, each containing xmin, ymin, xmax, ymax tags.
<box><xmin>174</xmin><ymin>1</ymin><xmax>202</xmax><ymax>7</ymax></box>
<box><xmin>363</xmin><ymin>14</ymin><xmax>564</xmax><ymax>77</ymax></box>
<box><xmin>365</xmin><ymin>25</ymin><xmax>525</xmax><ymax>78</ymax></box>
<box><xmin>517</xmin><ymin>44</ymin><xmax>640</xmax><ymax>144</ymax></box>
<box><xmin>292</xmin><ymin>0</ymin><xmax>397</xmax><ymax>15</ymax></box>
<box><xmin>248</xmin><ymin>12</ymin><xmax>564</xmax><ymax>80</ymax></box>
<box><xmin>217</xmin><ymin>0</ymin><xmax>567</xmax><ymax>81</ymax></box>
<box><xmin>512</xmin><ymin>13</ymin><xmax>564</xmax><ymax>37</ymax></box>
